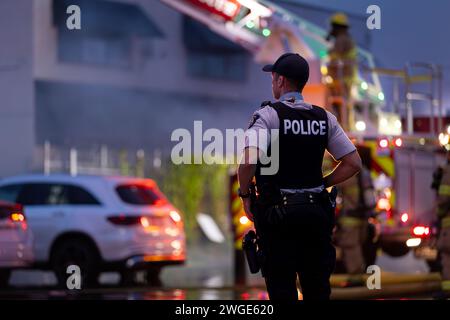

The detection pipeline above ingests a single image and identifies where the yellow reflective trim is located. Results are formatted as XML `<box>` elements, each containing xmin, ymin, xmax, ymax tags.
<box><xmin>232</xmin><ymin>214</ymin><xmax>241</xmax><ymax>225</ymax></box>
<box><xmin>386</xmin><ymin>218</ymin><xmax>396</xmax><ymax>227</ymax></box>
<box><xmin>376</xmin><ymin>156</ymin><xmax>395</xmax><ymax>177</ymax></box>
<box><xmin>329</xmin><ymin>48</ymin><xmax>357</xmax><ymax>61</ymax></box>
<box><xmin>232</xmin><ymin>181</ymin><xmax>239</xmax><ymax>193</ymax></box>
<box><xmin>339</xmin><ymin>217</ymin><xmax>363</xmax><ymax>227</ymax></box>
<box><xmin>438</xmin><ymin>185</ymin><xmax>450</xmax><ymax>196</ymax></box>
<box><xmin>231</xmin><ymin>198</ymin><xmax>242</xmax><ymax>214</ymax></box>
<box><xmin>442</xmin><ymin>217</ymin><xmax>450</xmax><ymax>228</ymax></box>
<box><xmin>442</xmin><ymin>280</ymin><xmax>450</xmax><ymax>291</ymax></box>
<box><xmin>235</xmin><ymin>239</ymin><xmax>242</xmax><ymax>250</ymax></box>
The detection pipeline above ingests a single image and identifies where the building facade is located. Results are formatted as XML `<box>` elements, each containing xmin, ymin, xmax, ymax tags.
<box><xmin>0</xmin><ymin>0</ymin><xmax>375</xmax><ymax>177</ymax></box>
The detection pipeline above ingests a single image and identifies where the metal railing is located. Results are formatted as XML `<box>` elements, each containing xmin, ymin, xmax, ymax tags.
<box><xmin>34</xmin><ymin>141</ymin><xmax>164</xmax><ymax>177</ymax></box>
<box><xmin>362</xmin><ymin>63</ymin><xmax>443</xmax><ymax>135</ymax></box>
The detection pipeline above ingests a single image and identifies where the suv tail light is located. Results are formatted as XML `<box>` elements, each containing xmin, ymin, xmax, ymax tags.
<box><xmin>10</xmin><ymin>212</ymin><xmax>26</xmax><ymax>222</ymax></box>
<box><xmin>0</xmin><ymin>203</ymin><xmax>27</xmax><ymax>229</ymax></box>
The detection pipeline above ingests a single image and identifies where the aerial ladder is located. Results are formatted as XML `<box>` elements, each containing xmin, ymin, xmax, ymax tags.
<box><xmin>160</xmin><ymin>0</ymin><xmax>445</xmax><ymax>138</ymax></box>
<box><xmin>159</xmin><ymin>0</ymin><xmax>385</xmax><ymax>131</ymax></box>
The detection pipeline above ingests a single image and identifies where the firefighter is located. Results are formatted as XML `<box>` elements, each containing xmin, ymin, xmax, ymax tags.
<box><xmin>336</xmin><ymin>147</ymin><xmax>376</xmax><ymax>275</ymax></box>
<box><xmin>325</xmin><ymin>12</ymin><xmax>358</xmax><ymax>132</ymax></box>
<box><xmin>435</xmin><ymin>153</ymin><xmax>450</xmax><ymax>296</ymax></box>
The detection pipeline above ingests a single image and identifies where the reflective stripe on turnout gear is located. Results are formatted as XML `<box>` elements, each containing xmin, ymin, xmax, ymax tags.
<box><xmin>442</xmin><ymin>280</ymin><xmax>450</xmax><ymax>291</ymax></box>
<box><xmin>339</xmin><ymin>216</ymin><xmax>363</xmax><ymax>227</ymax></box>
<box><xmin>439</xmin><ymin>184</ymin><xmax>450</xmax><ymax>196</ymax></box>
<box><xmin>442</xmin><ymin>216</ymin><xmax>450</xmax><ymax>229</ymax></box>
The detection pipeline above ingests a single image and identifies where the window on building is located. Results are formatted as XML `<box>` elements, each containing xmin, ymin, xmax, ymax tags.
<box><xmin>187</xmin><ymin>52</ymin><xmax>248</xmax><ymax>81</ymax></box>
<box><xmin>53</xmin><ymin>0</ymin><xmax>164</xmax><ymax>68</ymax></box>
<box><xmin>183</xmin><ymin>16</ymin><xmax>248</xmax><ymax>81</ymax></box>
<box><xmin>58</xmin><ymin>32</ymin><xmax>132</xmax><ymax>68</ymax></box>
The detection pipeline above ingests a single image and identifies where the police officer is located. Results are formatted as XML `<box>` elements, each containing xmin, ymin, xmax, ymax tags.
<box><xmin>238</xmin><ymin>53</ymin><xmax>362</xmax><ymax>300</ymax></box>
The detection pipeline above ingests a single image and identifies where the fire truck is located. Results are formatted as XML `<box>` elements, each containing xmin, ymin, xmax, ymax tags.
<box><xmin>160</xmin><ymin>0</ymin><xmax>446</xmax><ymax>271</ymax></box>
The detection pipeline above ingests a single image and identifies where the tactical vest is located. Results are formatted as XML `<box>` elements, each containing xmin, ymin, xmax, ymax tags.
<box><xmin>255</xmin><ymin>102</ymin><xmax>328</xmax><ymax>190</ymax></box>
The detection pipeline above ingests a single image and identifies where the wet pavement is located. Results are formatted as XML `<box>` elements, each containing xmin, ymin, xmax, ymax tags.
<box><xmin>1</xmin><ymin>243</ymin><xmax>443</xmax><ymax>300</ymax></box>
<box><xmin>0</xmin><ymin>285</ymin><xmax>270</xmax><ymax>300</ymax></box>
<box><xmin>0</xmin><ymin>284</ymin><xmax>443</xmax><ymax>300</ymax></box>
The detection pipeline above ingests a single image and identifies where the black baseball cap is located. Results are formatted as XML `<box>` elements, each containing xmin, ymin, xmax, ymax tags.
<box><xmin>262</xmin><ymin>53</ymin><xmax>309</xmax><ymax>84</ymax></box>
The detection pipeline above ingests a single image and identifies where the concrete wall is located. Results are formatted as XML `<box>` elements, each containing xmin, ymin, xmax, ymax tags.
<box><xmin>0</xmin><ymin>0</ymin><xmax>34</xmax><ymax>177</ymax></box>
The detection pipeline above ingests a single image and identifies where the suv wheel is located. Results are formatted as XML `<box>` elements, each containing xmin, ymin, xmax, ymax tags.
<box><xmin>51</xmin><ymin>238</ymin><xmax>100</xmax><ymax>288</ymax></box>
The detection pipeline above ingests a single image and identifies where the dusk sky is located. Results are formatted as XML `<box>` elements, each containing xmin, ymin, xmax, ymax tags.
<box><xmin>294</xmin><ymin>0</ymin><xmax>450</xmax><ymax>113</ymax></box>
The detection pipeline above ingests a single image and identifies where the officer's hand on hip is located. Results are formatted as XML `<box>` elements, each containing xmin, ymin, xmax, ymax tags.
<box><xmin>242</xmin><ymin>198</ymin><xmax>254</xmax><ymax>222</ymax></box>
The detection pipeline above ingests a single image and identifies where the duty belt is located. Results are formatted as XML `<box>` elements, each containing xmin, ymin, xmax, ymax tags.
<box><xmin>281</xmin><ymin>192</ymin><xmax>322</xmax><ymax>206</ymax></box>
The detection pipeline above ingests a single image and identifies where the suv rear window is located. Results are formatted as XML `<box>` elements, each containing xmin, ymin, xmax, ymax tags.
<box><xmin>116</xmin><ymin>184</ymin><xmax>167</xmax><ymax>205</ymax></box>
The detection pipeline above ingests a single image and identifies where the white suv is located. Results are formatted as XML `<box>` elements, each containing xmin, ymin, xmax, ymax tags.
<box><xmin>0</xmin><ymin>174</ymin><xmax>186</xmax><ymax>287</ymax></box>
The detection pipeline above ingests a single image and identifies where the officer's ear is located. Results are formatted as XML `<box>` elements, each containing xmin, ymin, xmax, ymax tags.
<box><xmin>276</xmin><ymin>74</ymin><xmax>284</xmax><ymax>88</ymax></box>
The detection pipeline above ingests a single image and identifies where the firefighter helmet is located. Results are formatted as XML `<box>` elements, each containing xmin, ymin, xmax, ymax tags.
<box><xmin>330</xmin><ymin>12</ymin><xmax>349</xmax><ymax>27</ymax></box>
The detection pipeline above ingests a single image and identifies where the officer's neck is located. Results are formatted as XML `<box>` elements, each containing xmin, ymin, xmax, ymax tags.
<box><xmin>279</xmin><ymin>90</ymin><xmax>303</xmax><ymax>102</ymax></box>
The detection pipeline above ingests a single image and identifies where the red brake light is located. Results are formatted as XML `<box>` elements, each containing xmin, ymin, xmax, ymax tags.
<box><xmin>413</xmin><ymin>226</ymin><xmax>430</xmax><ymax>237</ymax></box>
<box><xmin>154</xmin><ymin>199</ymin><xmax>167</xmax><ymax>207</ymax></box>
